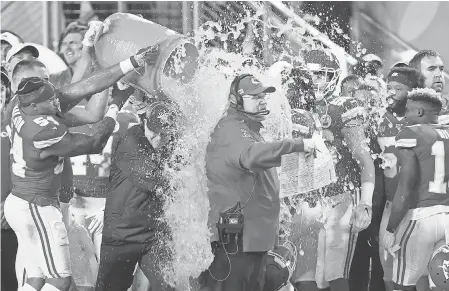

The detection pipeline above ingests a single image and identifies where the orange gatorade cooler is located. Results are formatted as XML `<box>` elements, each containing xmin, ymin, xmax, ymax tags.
<box><xmin>94</xmin><ymin>13</ymin><xmax>199</xmax><ymax>98</ymax></box>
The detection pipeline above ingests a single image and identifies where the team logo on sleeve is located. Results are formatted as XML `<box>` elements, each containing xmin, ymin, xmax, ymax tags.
<box><xmin>240</xmin><ymin>128</ymin><xmax>252</xmax><ymax>138</ymax></box>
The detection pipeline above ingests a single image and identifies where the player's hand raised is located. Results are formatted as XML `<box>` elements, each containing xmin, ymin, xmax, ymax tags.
<box><xmin>350</xmin><ymin>204</ymin><xmax>372</xmax><ymax>233</ymax></box>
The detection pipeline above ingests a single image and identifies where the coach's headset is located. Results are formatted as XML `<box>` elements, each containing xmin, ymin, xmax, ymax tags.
<box><xmin>229</xmin><ymin>73</ymin><xmax>271</xmax><ymax>116</ymax></box>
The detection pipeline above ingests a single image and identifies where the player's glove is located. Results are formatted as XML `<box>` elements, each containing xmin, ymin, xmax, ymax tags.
<box><xmin>82</xmin><ymin>20</ymin><xmax>109</xmax><ymax>47</ymax></box>
<box><xmin>131</xmin><ymin>45</ymin><xmax>160</xmax><ymax>67</ymax></box>
<box><xmin>110</xmin><ymin>83</ymin><xmax>135</xmax><ymax>110</ymax></box>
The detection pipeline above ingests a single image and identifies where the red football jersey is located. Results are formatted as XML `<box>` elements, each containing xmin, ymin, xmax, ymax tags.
<box><xmin>70</xmin><ymin>110</ymin><xmax>139</xmax><ymax>198</ymax></box>
<box><xmin>377</xmin><ymin>110</ymin><xmax>407</xmax><ymax>202</ymax></box>
<box><xmin>9</xmin><ymin>104</ymin><xmax>67</xmax><ymax>206</ymax></box>
<box><xmin>396</xmin><ymin>124</ymin><xmax>449</xmax><ymax>210</ymax></box>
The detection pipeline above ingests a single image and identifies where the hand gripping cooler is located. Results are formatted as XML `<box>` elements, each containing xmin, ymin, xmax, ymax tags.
<box><xmin>94</xmin><ymin>13</ymin><xmax>199</xmax><ymax>99</ymax></box>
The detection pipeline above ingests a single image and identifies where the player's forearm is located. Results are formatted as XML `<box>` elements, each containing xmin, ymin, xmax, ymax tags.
<box><xmin>59</xmin><ymin>64</ymin><xmax>124</xmax><ymax>106</ymax></box>
<box><xmin>386</xmin><ymin>189</ymin><xmax>411</xmax><ymax>233</ymax></box>
<box><xmin>83</xmin><ymin>89</ymin><xmax>109</xmax><ymax>121</ymax></box>
<box><xmin>40</xmin><ymin>107</ymin><xmax>119</xmax><ymax>158</ymax></box>
<box><xmin>63</xmin><ymin>90</ymin><xmax>109</xmax><ymax>126</ymax></box>
<box><xmin>239</xmin><ymin>138</ymin><xmax>304</xmax><ymax>172</ymax></box>
<box><xmin>71</xmin><ymin>46</ymin><xmax>94</xmax><ymax>84</ymax></box>
<box><xmin>386</xmin><ymin>169</ymin><xmax>415</xmax><ymax>232</ymax></box>
<box><xmin>59</xmin><ymin>118</ymin><xmax>115</xmax><ymax>157</ymax></box>
<box><xmin>353</xmin><ymin>145</ymin><xmax>375</xmax><ymax>206</ymax></box>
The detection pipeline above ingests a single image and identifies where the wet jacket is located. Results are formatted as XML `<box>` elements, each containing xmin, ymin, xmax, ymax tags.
<box><xmin>102</xmin><ymin>124</ymin><xmax>167</xmax><ymax>245</ymax></box>
<box><xmin>206</xmin><ymin>107</ymin><xmax>305</xmax><ymax>252</ymax></box>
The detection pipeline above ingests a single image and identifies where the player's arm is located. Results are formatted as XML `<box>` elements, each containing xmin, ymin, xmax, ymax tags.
<box><xmin>58</xmin><ymin>45</ymin><xmax>159</xmax><ymax>113</ymax></box>
<box><xmin>224</xmin><ymin>123</ymin><xmax>312</xmax><ymax>172</ymax></box>
<box><xmin>70</xmin><ymin>44</ymin><xmax>95</xmax><ymax>84</ymax></box>
<box><xmin>342</xmin><ymin>124</ymin><xmax>376</xmax><ymax>206</ymax></box>
<box><xmin>386</xmin><ymin>148</ymin><xmax>418</xmax><ymax>232</ymax></box>
<box><xmin>116</xmin><ymin>127</ymin><xmax>161</xmax><ymax>191</ymax></box>
<box><xmin>63</xmin><ymin>89</ymin><xmax>109</xmax><ymax>127</ymax></box>
<box><xmin>38</xmin><ymin>105</ymin><xmax>119</xmax><ymax>159</ymax></box>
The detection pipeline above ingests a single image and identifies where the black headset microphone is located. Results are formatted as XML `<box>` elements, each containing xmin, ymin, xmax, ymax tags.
<box><xmin>230</xmin><ymin>74</ymin><xmax>270</xmax><ymax>116</ymax></box>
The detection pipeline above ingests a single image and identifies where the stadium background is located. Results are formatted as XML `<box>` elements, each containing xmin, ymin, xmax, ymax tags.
<box><xmin>1</xmin><ymin>0</ymin><xmax>448</xmax><ymax>95</ymax></box>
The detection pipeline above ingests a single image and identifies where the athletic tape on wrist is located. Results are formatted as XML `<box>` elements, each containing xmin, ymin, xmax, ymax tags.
<box><xmin>105</xmin><ymin>104</ymin><xmax>119</xmax><ymax>120</ymax></box>
<box><xmin>119</xmin><ymin>58</ymin><xmax>135</xmax><ymax>75</ymax></box>
<box><xmin>360</xmin><ymin>182</ymin><xmax>374</xmax><ymax>207</ymax></box>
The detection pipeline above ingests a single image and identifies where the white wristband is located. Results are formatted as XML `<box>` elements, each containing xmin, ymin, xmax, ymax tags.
<box><xmin>105</xmin><ymin>104</ymin><xmax>119</xmax><ymax>120</ymax></box>
<box><xmin>119</xmin><ymin>58</ymin><xmax>135</xmax><ymax>75</ymax></box>
<box><xmin>360</xmin><ymin>181</ymin><xmax>374</xmax><ymax>207</ymax></box>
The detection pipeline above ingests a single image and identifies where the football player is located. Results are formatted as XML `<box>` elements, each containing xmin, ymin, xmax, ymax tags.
<box><xmin>289</xmin><ymin>48</ymin><xmax>375</xmax><ymax>291</ymax></box>
<box><xmin>409</xmin><ymin>50</ymin><xmax>445</xmax><ymax>94</ymax></box>
<box><xmin>377</xmin><ymin>67</ymin><xmax>425</xmax><ymax>291</ymax></box>
<box><xmin>382</xmin><ymin>88</ymin><xmax>449</xmax><ymax>291</ymax></box>
<box><xmin>408</xmin><ymin>50</ymin><xmax>449</xmax><ymax>125</ymax></box>
<box><xmin>2</xmin><ymin>43</ymin><xmax>159</xmax><ymax>291</ymax></box>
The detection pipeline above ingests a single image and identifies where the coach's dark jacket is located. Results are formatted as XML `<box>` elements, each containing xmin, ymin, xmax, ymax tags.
<box><xmin>206</xmin><ymin>107</ymin><xmax>305</xmax><ymax>252</ymax></box>
<box><xmin>102</xmin><ymin>124</ymin><xmax>169</xmax><ymax>245</ymax></box>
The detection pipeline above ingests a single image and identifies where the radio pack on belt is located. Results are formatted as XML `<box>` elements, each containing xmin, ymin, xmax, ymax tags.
<box><xmin>216</xmin><ymin>202</ymin><xmax>244</xmax><ymax>244</ymax></box>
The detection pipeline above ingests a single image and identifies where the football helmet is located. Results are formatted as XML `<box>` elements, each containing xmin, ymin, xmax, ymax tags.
<box><xmin>267</xmin><ymin>61</ymin><xmax>316</xmax><ymax>111</ymax></box>
<box><xmin>263</xmin><ymin>240</ymin><xmax>297</xmax><ymax>291</ymax></box>
<box><xmin>429</xmin><ymin>243</ymin><xmax>449</xmax><ymax>290</ymax></box>
<box><xmin>302</xmin><ymin>49</ymin><xmax>341</xmax><ymax>101</ymax></box>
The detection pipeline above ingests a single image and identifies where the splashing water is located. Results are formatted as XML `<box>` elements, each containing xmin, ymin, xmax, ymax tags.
<box><xmin>148</xmin><ymin>2</ymin><xmax>383</xmax><ymax>289</ymax></box>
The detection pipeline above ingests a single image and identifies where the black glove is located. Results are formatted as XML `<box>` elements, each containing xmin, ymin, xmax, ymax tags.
<box><xmin>110</xmin><ymin>83</ymin><xmax>135</xmax><ymax>110</ymax></box>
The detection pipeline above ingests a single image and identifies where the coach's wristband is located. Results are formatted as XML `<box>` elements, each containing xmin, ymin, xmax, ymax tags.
<box><xmin>105</xmin><ymin>104</ymin><xmax>119</xmax><ymax>120</ymax></box>
<box><xmin>119</xmin><ymin>58</ymin><xmax>135</xmax><ymax>75</ymax></box>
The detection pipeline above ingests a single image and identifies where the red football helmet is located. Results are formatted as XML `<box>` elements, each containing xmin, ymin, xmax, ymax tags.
<box><xmin>302</xmin><ymin>49</ymin><xmax>341</xmax><ymax>101</ymax></box>
<box><xmin>263</xmin><ymin>240</ymin><xmax>297</xmax><ymax>291</ymax></box>
<box><xmin>429</xmin><ymin>243</ymin><xmax>449</xmax><ymax>290</ymax></box>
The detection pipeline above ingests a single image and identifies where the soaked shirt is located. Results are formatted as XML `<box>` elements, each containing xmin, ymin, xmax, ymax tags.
<box><xmin>103</xmin><ymin>124</ymin><xmax>168</xmax><ymax>244</ymax></box>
